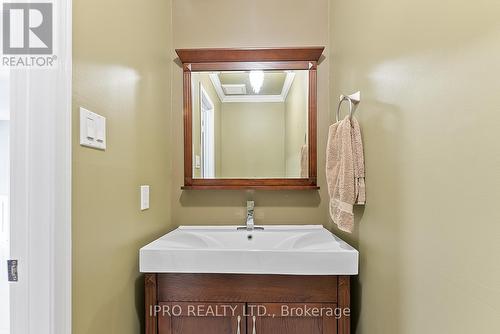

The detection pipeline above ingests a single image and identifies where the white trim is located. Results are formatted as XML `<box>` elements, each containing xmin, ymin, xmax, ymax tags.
<box><xmin>200</xmin><ymin>84</ymin><xmax>215</xmax><ymax>178</ymax></box>
<box><xmin>9</xmin><ymin>0</ymin><xmax>72</xmax><ymax>333</ymax></box>
<box><xmin>208</xmin><ymin>72</ymin><xmax>295</xmax><ymax>103</ymax></box>
<box><xmin>200</xmin><ymin>84</ymin><xmax>214</xmax><ymax>110</ymax></box>
<box><xmin>280</xmin><ymin>72</ymin><xmax>296</xmax><ymax>101</ymax></box>
<box><xmin>208</xmin><ymin>73</ymin><xmax>225</xmax><ymax>102</ymax></box>
<box><xmin>54</xmin><ymin>1</ymin><xmax>72</xmax><ymax>333</ymax></box>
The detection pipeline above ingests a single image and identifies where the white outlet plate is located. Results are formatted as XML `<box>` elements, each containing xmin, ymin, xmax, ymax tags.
<box><xmin>140</xmin><ymin>185</ymin><xmax>150</xmax><ymax>211</ymax></box>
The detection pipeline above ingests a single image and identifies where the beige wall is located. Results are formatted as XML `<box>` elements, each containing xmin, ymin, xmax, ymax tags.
<box><xmin>171</xmin><ymin>0</ymin><xmax>329</xmax><ymax>225</ymax></box>
<box><xmin>330</xmin><ymin>0</ymin><xmax>500</xmax><ymax>333</ymax></box>
<box><xmin>220</xmin><ymin>102</ymin><xmax>285</xmax><ymax>178</ymax></box>
<box><xmin>191</xmin><ymin>73</ymin><xmax>222</xmax><ymax>178</ymax></box>
<box><xmin>72</xmin><ymin>0</ymin><xmax>173</xmax><ymax>333</ymax></box>
<box><xmin>284</xmin><ymin>70</ymin><xmax>308</xmax><ymax>177</ymax></box>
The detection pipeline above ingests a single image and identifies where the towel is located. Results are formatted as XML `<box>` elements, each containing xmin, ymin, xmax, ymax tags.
<box><xmin>351</xmin><ymin>117</ymin><xmax>366</xmax><ymax>205</ymax></box>
<box><xmin>326</xmin><ymin>116</ymin><xmax>365</xmax><ymax>232</ymax></box>
<box><xmin>300</xmin><ymin>144</ymin><xmax>308</xmax><ymax>178</ymax></box>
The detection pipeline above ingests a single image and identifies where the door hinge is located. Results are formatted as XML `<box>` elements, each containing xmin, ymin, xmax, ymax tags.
<box><xmin>7</xmin><ymin>260</ymin><xmax>18</xmax><ymax>282</ymax></box>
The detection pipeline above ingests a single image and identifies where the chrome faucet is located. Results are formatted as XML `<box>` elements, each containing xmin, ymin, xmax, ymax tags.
<box><xmin>246</xmin><ymin>200</ymin><xmax>255</xmax><ymax>230</ymax></box>
<box><xmin>237</xmin><ymin>201</ymin><xmax>263</xmax><ymax>231</ymax></box>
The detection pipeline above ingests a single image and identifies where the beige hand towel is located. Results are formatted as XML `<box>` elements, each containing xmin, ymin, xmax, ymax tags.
<box><xmin>326</xmin><ymin>116</ymin><xmax>365</xmax><ymax>233</ymax></box>
<box><xmin>351</xmin><ymin>117</ymin><xmax>366</xmax><ymax>204</ymax></box>
<box><xmin>300</xmin><ymin>144</ymin><xmax>309</xmax><ymax>178</ymax></box>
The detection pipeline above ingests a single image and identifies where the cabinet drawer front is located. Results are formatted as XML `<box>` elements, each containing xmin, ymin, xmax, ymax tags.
<box><xmin>157</xmin><ymin>274</ymin><xmax>338</xmax><ymax>303</ymax></box>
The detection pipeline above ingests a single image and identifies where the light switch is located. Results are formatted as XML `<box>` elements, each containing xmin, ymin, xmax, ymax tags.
<box><xmin>86</xmin><ymin>117</ymin><xmax>95</xmax><ymax>139</ymax></box>
<box><xmin>195</xmin><ymin>155</ymin><xmax>201</xmax><ymax>169</ymax></box>
<box><xmin>96</xmin><ymin>120</ymin><xmax>105</xmax><ymax>143</ymax></box>
<box><xmin>80</xmin><ymin>107</ymin><xmax>106</xmax><ymax>150</ymax></box>
<box><xmin>140</xmin><ymin>185</ymin><xmax>150</xmax><ymax>211</ymax></box>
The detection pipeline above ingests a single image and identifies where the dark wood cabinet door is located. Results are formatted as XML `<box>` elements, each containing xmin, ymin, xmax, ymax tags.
<box><xmin>246</xmin><ymin>303</ymin><xmax>337</xmax><ymax>334</ymax></box>
<box><xmin>158</xmin><ymin>302</ymin><xmax>246</xmax><ymax>334</ymax></box>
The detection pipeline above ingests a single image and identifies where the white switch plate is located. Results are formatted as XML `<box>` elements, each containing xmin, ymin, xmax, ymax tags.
<box><xmin>140</xmin><ymin>185</ymin><xmax>150</xmax><ymax>211</ymax></box>
<box><xmin>195</xmin><ymin>155</ymin><xmax>201</xmax><ymax>169</ymax></box>
<box><xmin>80</xmin><ymin>107</ymin><xmax>106</xmax><ymax>150</ymax></box>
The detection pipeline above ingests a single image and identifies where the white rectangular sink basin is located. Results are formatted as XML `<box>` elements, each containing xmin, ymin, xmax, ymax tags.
<box><xmin>140</xmin><ymin>225</ymin><xmax>358</xmax><ymax>275</ymax></box>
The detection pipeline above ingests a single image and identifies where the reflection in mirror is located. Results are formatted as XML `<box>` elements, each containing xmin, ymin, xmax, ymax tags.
<box><xmin>191</xmin><ymin>70</ymin><xmax>309</xmax><ymax>179</ymax></box>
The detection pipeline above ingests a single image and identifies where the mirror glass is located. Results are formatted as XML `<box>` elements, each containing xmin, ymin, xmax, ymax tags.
<box><xmin>191</xmin><ymin>70</ymin><xmax>309</xmax><ymax>179</ymax></box>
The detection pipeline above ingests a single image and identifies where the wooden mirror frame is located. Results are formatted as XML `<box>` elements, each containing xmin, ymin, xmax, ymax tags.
<box><xmin>176</xmin><ymin>47</ymin><xmax>324</xmax><ymax>190</ymax></box>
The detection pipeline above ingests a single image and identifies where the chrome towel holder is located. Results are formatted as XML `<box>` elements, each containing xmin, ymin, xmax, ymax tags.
<box><xmin>336</xmin><ymin>91</ymin><xmax>361</xmax><ymax>122</ymax></box>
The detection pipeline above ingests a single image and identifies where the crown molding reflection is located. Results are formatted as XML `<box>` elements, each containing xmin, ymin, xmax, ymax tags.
<box><xmin>208</xmin><ymin>72</ymin><xmax>295</xmax><ymax>103</ymax></box>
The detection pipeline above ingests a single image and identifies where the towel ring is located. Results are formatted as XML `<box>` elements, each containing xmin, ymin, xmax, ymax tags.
<box><xmin>336</xmin><ymin>91</ymin><xmax>361</xmax><ymax>122</ymax></box>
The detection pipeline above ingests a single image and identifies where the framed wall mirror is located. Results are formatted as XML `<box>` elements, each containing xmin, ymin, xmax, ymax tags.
<box><xmin>176</xmin><ymin>47</ymin><xmax>324</xmax><ymax>190</ymax></box>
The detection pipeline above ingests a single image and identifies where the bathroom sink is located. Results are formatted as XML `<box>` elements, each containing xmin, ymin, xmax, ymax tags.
<box><xmin>139</xmin><ymin>225</ymin><xmax>358</xmax><ymax>275</ymax></box>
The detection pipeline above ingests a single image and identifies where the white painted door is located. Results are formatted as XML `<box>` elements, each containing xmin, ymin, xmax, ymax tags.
<box><xmin>0</xmin><ymin>69</ymin><xmax>10</xmax><ymax>334</ymax></box>
<box><xmin>0</xmin><ymin>1</ymin><xmax>72</xmax><ymax>333</ymax></box>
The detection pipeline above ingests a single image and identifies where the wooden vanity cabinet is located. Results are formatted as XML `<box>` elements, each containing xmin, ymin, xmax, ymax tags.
<box><xmin>145</xmin><ymin>274</ymin><xmax>351</xmax><ymax>334</ymax></box>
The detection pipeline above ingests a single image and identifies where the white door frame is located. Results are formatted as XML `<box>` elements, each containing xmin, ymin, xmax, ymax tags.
<box><xmin>200</xmin><ymin>84</ymin><xmax>215</xmax><ymax>178</ymax></box>
<box><xmin>9</xmin><ymin>1</ymin><xmax>72</xmax><ymax>333</ymax></box>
